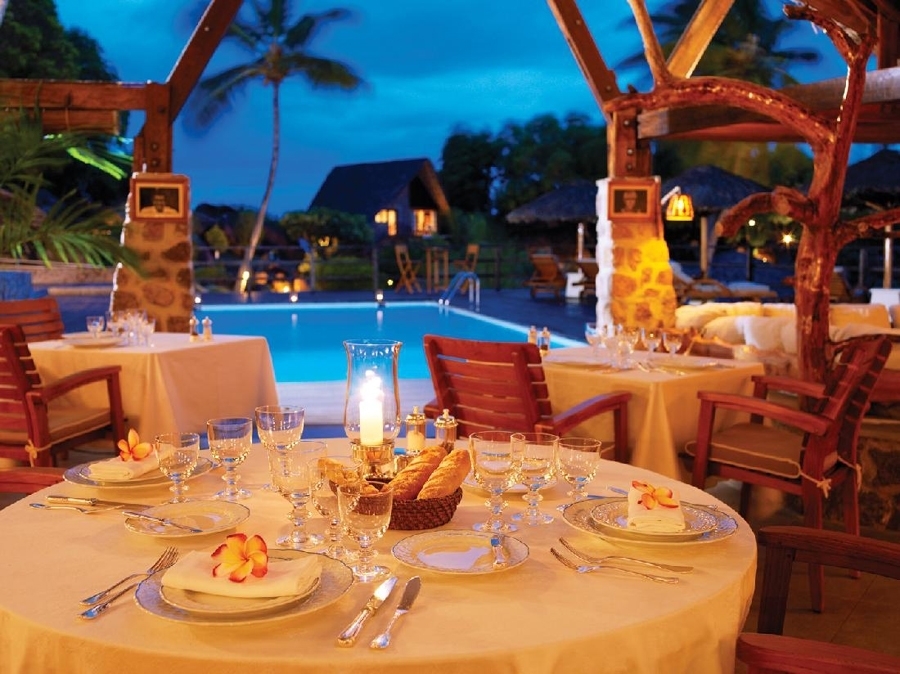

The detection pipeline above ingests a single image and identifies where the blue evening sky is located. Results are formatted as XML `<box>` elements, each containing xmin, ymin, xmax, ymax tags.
<box><xmin>55</xmin><ymin>0</ymin><xmax>849</xmax><ymax>216</ymax></box>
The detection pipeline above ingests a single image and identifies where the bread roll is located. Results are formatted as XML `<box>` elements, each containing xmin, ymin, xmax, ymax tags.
<box><xmin>388</xmin><ymin>445</ymin><xmax>447</xmax><ymax>499</ymax></box>
<box><xmin>319</xmin><ymin>458</ymin><xmax>379</xmax><ymax>495</ymax></box>
<box><xmin>417</xmin><ymin>448</ymin><xmax>471</xmax><ymax>499</ymax></box>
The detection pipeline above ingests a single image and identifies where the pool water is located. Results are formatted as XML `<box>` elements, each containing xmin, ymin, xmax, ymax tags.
<box><xmin>197</xmin><ymin>302</ymin><xmax>580</xmax><ymax>382</ymax></box>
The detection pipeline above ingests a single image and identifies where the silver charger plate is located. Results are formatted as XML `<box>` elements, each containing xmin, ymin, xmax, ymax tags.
<box><xmin>589</xmin><ymin>498</ymin><xmax>717</xmax><ymax>542</ymax></box>
<box><xmin>136</xmin><ymin>551</ymin><xmax>354</xmax><ymax>625</ymax></box>
<box><xmin>61</xmin><ymin>332</ymin><xmax>124</xmax><ymax>348</ymax></box>
<box><xmin>124</xmin><ymin>500</ymin><xmax>250</xmax><ymax>538</ymax></box>
<box><xmin>63</xmin><ymin>456</ymin><xmax>214</xmax><ymax>488</ymax></box>
<box><xmin>392</xmin><ymin>529</ymin><xmax>528</xmax><ymax>574</ymax></box>
<box><xmin>562</xmin><ymin>498</ymin><xmax>737</xmax><ymax>545</ymax></box>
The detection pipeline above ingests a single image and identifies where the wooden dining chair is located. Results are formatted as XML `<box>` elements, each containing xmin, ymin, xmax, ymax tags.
<box><xmin>422</xmin><ymin>334</ymin><xmax>631</xmax><ymax>462</ymax></box>
<box><xmin>737</xmin><ymin>525</ymin><xmax>900</xmax><ymax>674</ymax></box>
<box><xmin>685</xmin><ymin>333</ymin><xmax>891</xmax><ymax>612</ymax></box>
<box><xmin>524</xmin><ymin>251</ymin><xmax>567</xmax><ymax>299</ymax></box>
<box><xmin>394</xmin><ymin>244</ymin><xmax>422</xmax><ymax>293</ymax></box>
<box><xmin>0</xmin><ymin>296</ymin><xmax>65</xmax><ymax>342</ymax></box>
<box><xmin>452</xmin><ymin>243</ymin><xmax>479</xmax><ymax>292</ymax></box>
<box><xmin>0</xmin><ymin>323</ymin><xmax>126</xmax><ymax>467</ymax></box>
<box><xmin>0</xmin><ymin>466</ymin><xmax>66</xmax><ymax>495</ymax></box>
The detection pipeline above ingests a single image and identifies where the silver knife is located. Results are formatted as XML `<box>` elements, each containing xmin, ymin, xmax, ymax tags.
<box><xmin>47</xmin><ymin>495</ymin><xmax>152</xmax><ymax>509</ymax></box>
<box><xmin>336</xmin><ymin>576</ymin><xmax>397</xmax><ymax>647</ymax></box>
<box><xmin>370</xmin><ymin>576</ymin><xmax>421</xmax><ymax>649</ymax></box>
<box><xmin>121</xmin><ymin>510</ymin><xmax>203</xmax><ymax>533</ymax></box>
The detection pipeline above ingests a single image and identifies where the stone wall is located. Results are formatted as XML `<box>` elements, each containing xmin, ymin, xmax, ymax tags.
<box><xmin>594</xmin><ymin>178</ymin><xmax>679</xmax><ymax>328</ymax></box>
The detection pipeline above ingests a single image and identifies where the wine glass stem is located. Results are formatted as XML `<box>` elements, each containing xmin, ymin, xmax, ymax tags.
<box><xmin>356</xmin><ymin>536</ymin><xmax>374</xmax><ymax>574</ymax></box>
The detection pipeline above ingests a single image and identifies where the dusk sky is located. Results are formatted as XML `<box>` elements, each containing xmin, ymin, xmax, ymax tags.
<box><xmin>54</xmin><ymin>0</ymin><xmax>849</xmax><ymax>216</ymax></box>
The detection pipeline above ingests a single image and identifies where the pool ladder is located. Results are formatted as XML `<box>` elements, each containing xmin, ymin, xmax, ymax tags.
<box><xmin>439</xmin><ymin>272</ymin><xmax>480</xmax><ymax>308</ymax></box>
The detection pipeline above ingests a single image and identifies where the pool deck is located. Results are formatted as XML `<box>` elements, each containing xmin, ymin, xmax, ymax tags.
<box><xmin>51</xmin><ymin>287</ymin><xmax>597</xmax><ymax>431</ymax></box>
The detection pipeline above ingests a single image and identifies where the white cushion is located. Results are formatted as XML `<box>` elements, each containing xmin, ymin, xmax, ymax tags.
<box><xmin>830</xmin><ymin>303</ymin><xmax>891</xmax><ymax>329</ymax></box>
<box><xmin>740</xmin><ymin>315</ymin><xmax>794</xmax><ymax>353</ymax></box>
<box><xmin>700</xmin><ymin>316</ymin><xmax>745</xmax><ymax>344</ymax></box>
<box><xmin>761</xmin><ymin>303</ymin><xmax>796</xmax><ymax>319</ymax></box>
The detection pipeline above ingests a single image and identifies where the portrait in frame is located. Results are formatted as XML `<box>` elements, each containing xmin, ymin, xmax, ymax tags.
<box><xmin>130</xmin><ymin>173</ymin><xmax>189</xmax><ymax>223</ymax></box>
<box><xmin>608</xmin><ymin>178</ymin><xmax>658</xmax><ymax>220</ymax></box>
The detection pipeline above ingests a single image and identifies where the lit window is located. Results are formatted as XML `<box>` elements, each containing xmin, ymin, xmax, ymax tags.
<box><xmin>414</xmin><ymin>210</ymin><xmax>436</xmax><ymax>236</ymax></box>
<box><xmin>375</xmin><ymin>209</ymin><xmax>397</xmax><ymax>237</ymax></box>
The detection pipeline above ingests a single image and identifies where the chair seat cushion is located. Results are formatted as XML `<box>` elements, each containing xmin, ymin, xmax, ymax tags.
<box><xmin>684</xmin><ymin>422</ymin><xmax>837</xmax><ymax>479</ymax></box>
<box><xmin>0</xmin><ymin>406</ymin><xmax>111</xmax><ymax>449</ymax></box>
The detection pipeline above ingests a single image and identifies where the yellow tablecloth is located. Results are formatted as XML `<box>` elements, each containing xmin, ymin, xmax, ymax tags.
<box><xmin>30</xmin><ymin>333</ymin><xmax>279</xmax><ymax>438</ymax></box>
<box><xmin>543</xmin><ymin>347</ymin><xmax>766</xmax><ymax>479</ymax></box>
<box><xmin>0</xmin><ymin>439</ymin><xmax>756</xmax><ymax>674</ymax></box>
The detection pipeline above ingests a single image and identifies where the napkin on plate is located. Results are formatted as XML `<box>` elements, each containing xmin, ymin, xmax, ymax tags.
<box><xmin>161</xmin><ymin>551</ymin><xmax>322</xmax><ymax>598</ymax></box>
<box><xmin>86</xmin><ymin>456</ymin><xmax>159</xmax><ymax>481</ymax></box>
<box><xmin>626</xmin><ymin>481</ymin><xmax>686</xmax><ymax>533</ymax></box>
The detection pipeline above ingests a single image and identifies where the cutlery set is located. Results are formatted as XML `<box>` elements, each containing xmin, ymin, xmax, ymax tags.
<box><xmin>337</xmin><ymin>576</ymin><xmax>421</xmax><ymax>649</ymax></box>
<box><xmin>550</xmin><ymin>537</ymin><xmax>693</xmax><ymax>583</ymax></box>
<box><xmin>79</xmin><ymin>547</ymin><xmax>180</xmax><ymax>619</ymax></box>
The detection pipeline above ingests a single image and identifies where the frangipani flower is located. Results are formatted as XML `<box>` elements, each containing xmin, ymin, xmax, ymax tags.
<box><xmin>211</xmin><ymin>533</ymin><xmax>269</xmax><ymax>582</ymax></box>
<box><xmin>632</xmin><ymin>480</ymin><xmax>679</xmax><ymax>510</ymax></box>
<box><xmin>117</xmin><ymin>429</ymin><xmax>152</xmax><ymax>462</ymax></box>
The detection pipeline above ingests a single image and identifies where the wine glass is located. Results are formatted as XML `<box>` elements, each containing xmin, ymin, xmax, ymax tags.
<box><xmin>337</xmin><ymin>481</ymin><xmax>393</xmax><ymax>582</ymax></box>
<box><xmin>255</xmin><ymin>405</ymin><xmax>305</xmax><ymax>491</ymax></box>
<box><xmin>207</xmin><ymin>417</ymin><xmax>253</xmax><ymax>500</ymax></box>
<box><xmin>584</xmin><ymin>322</ymin><xmax>602</xmax><ymax>360</ymax></box>
<box><xmin>86</xmin><ymin>315</ymin><xmax>105</xmax><ymax>338</ymax></box>
<box><xmin>556</xmin><ymin>437</ymin><xmax>603</xmax><ymax>509</ymax></box>
<box><xmin>619</xmin><ymin>326</ymin><xmax>641</xmax><ymax>367</ymax></box>
<box><xmin>642</xmin><ymin>328</ymin><xmax>661</xmax><ymax>354</ymax></box>
<box><xmin>662</xmin><ymin>329</ymin><xmax>683</xmax><ymax>356</ymax></box>
<box><xmin>154</xmin><ymin>432</ymin><xmax>200</xmax><ymax>503</ymax></box>
<box><xmin>469</xmin><ymin>430</ymin><xmax>523</xmax><ymax>533</ymax></box>
<box><xmin>267</xmin><ymin>440</ymin><xmax>327</xmax><ymax>550</ymax></box>
<box><xmin>309</xmin><ymin>454</ymin><xmax>361</xmax><ymax>561</ymax></box>
<box><xmin>511</xmin><ymin>432</ymin><xmax>558</xmax><ymax>526</ymax></box>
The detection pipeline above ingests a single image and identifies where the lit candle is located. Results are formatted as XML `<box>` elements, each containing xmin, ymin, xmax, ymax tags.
<box><xmin>359</xmin><ymin>370</ymin><xmax>384</xmax><ymax>446</ymax></box>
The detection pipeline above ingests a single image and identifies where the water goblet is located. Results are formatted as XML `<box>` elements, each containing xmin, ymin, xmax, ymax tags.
<box><xmin>642</xmin><ymin>328</ymin><xmax>661</xmax><ymax>354</ymax></box>
<box><xmin>267</xmin><ymin>440</ymin><xmax>327</xmax><ymax>551</ymax></box>
<box><xmin>556</xmin><ymin>437</ymin><xmax>603</xmax><ymax>509</ymax></box>
<box><xmin>86</xmin><ymin>315</ymin><xmax>105</xmax><ymax>338</ymax></box>
<box><xmin>155</xmin><ymin>432</ymin><xmax>201</xmax><ymax>503</ymax></box>
<box><xmin>207</xmin><ymin>417</ymin><xmax>253</xmax><ymax>500</ymax></box>
<box><xmin>619</xmin><ymin>326</ymin><xmax>641</xmax><ymax>367</ymax></box>
<box><xmin>309</xmin><ymin>454</ymin><xmax>362</xmax><ymax>561</ymax></box>
<box><xmin>662</xmin><ymin>329</ymin><xmax>683</xmax><ymax>356</ymax></box>
<box><xmin>584</xmin><ymin>322</ymin><xmax>602</xmax><ymax>360</ymax></box>
<box><xmin>469</xmin><ymin>430</ymin><xmax>523</xmax><ymax>533</ymax></box>
<box><xmin>337</xmin><ymin>482</ymin><xmax>393</xmax><ymax>582</ymax></box>
<box><xmin>511</xmin><ymin>432</ymin><xmax>558</xmax><ymax>526</ymax></box>
<box><xmin>255</xmin><ymin>405</ymin><xmax>305</xmax><ymax>491</ymax></box>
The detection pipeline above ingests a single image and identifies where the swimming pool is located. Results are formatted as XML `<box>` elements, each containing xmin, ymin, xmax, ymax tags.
<box><xmin>196</xmin><ymin>302</ymin><xmax>581</xmax><ymax>382</ymax></box>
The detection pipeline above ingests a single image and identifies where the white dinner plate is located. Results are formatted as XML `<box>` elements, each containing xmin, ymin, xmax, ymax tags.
<box><xmin>124</xmin><ymin>500</ymin><xmax>250</xmax><ymax>538</ymax></box>
<box><xmin>392</xmin><ymin>530</ymin><xmax>528</xmax><ymax>574</ymax></box>
<box><xmin>588</xmin><ymin>498</ymin><xmax>718</xmax><ymax>542</ymax></box>
<box><xmin>63</xmin><ymin>456</ymin><xmax>214</xmax><ymax>488</ymax></box>
<box><xmin>562</xmin><ymin>498</ymin><xmax>737</xmax><ymax>545</ymax></box>
<box><xmin>136</xmin><ymin>551</ymin><xmax>354</xmax><ymax>625</ymax></box>
<box><xmin>61</xmin><ymin>332</ymin><xmax>124</xmax><ymax>348</ymax></box>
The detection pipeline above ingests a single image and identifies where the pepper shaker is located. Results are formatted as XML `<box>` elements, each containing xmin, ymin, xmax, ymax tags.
<box><xmin>202</xmin><ymin>316</ymin><xmax>213</xmax><ymax>341</ymax></box>
<box><xmin>188</xmin><ymin>314</ymin><xmax>199</xmax><ymax>342</ymax></box>
<box><xmin>434</xmin><ymin>408</ymin><xmax>458</xmax><ymax>451</ymax></box>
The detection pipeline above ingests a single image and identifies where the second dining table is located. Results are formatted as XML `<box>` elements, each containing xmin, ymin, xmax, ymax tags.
<box><xmin>0</xmin><ymin>438</ymin><xmax>756</xmax><ymax>674</ymax></box>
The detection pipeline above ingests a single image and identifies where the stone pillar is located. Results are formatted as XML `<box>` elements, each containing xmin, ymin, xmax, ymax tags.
<box><xmin>111</xmin><ymin>178</ymin><xmax>194</xmax><ymax>333</ymax></box>
<box><xmin>595</xmin><ymin>177</ymin><xmax>678</xmax><ymax>328</ymax></box>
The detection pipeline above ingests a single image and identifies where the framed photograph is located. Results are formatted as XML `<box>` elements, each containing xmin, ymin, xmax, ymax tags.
<box><xmin>608</xmin><ymin>178</ymin><xmax>658</xmax><ymax>220</ymax></box>
<box><xmin>130</xmin><ymin>173</ymin><xmax>189</xmax><ymax>223</ymax></box>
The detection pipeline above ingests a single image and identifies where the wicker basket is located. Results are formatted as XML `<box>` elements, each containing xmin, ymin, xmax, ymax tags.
<box><xmin>388</xmin><ymin>487</ymin><xmax>464</xmax><ymax>530</ymax></box>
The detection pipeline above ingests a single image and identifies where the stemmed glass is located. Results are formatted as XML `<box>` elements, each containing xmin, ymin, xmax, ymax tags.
<box><xmin>556</xmin><ymin>437</ymin><xmax>603</xmax><ymax>509</ymax></box>
<box><xmin>207</xmin><ymin>417</ymin><xmax>253</xmax><ymax>500</ymax></box>
<box><xmin>511</xmin><ymin>432</ymin><xmax>559</xmax><ymax>526</ymax></box>
<box><xmin>662</xmin><ymin>329</ymin><xmax>683</xmax><ymax>356</ymax></box>
<box><xmin>86</xmin><ymin>315</ymin><xmax>105</xmax><ymax>338</ymax></box>
<box><xmin>154</xmin><ymin>432</ymin><xmax>200</xmax><ymax>503</ymax></box>
<box><xmin>309</xmin><ymin>454</ymin><xmax>361</xmax><ymax>561</ymax></box>
<box><xmin>619</xmin><ymin>326</ymin><xmax>641</xmax><ymax>367</ymax></box>
<box><xmin>337</xmin><ymin>482</ymin><xmax>393</xmax><ymax>582</ymax></box>
<box><xmin>642</xmin><ymin>328</ymin><xmax>661</xmax><ymax>354</ymax></box>
<box><xmin>267</xmin><ymin>440</ymin><xmax>327</xmax><ymax>550</ymax></box>
<box><xmin>469</xmin><ymin>430</ymin><xmax>523</xmax><ymax>533</ymax></box>
<box><xmin>584</xmin><ymin>322</ymin><xmax>602</xmax><ymax>360</ymax></box>
<box><xmin>255</xmin><ymin>405</ymin><xmax>305</xmax><ymax>491</ymax></box>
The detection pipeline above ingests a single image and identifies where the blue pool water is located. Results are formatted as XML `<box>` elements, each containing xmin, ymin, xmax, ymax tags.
<box><xmin>197</xmin><ymin>302</ymin><xmax>581</xmax><ymax>382</ymax></box>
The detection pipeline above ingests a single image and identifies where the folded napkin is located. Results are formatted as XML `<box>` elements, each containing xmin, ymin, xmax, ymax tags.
<box><xmin>86</xmin><ymin>456</ymin><xmax>159</xmax><ymax>481</ymax></box>
<box><xmin>626</xmin><ymin>481</ymin><xmax>686</xmax><ymax>533</ymax></box>
<box><xmin>162</xmin><ymin>550</ymin><xmax>322</xmax><ymax>599</ymax></box>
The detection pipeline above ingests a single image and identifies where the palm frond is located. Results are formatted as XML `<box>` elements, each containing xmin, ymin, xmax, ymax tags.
<box><xmin>284</xmin><ymin>9</ymin><xmax>353</xmax><ymax>48</ymax></box>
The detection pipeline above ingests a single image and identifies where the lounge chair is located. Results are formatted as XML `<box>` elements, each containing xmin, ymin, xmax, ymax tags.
<box><xmin>525</xmin><ymin>252</ymin><xmax>567</xmax><ymax>299</ymax></box>
<box><xmin>670</xmin><ymin>261</ymin><xmax>777</xmax><ymax>303</ymax></box>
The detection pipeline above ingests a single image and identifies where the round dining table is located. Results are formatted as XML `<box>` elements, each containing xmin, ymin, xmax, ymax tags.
<box><xmin>0</xmin><ymin>439</ymin><xmax>756</xmax><ymax>674</ymax></box>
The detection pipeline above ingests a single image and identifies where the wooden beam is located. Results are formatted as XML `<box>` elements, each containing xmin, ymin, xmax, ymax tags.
<box><xmin>166</xmin><ymin>0</ymin><xmax>243</xmax><ymax>123</ymax></box>
<box><xmin>136</xmin><ymin>83</ymin><xmax>173</xmax><ymax>173</ymax></box>
<box><xmin>666</xmin><ymin>0</ymin><xmax>733</xmax><ymax>78</ymax></box>
<box><xmin>803</xmin><ymin>0</ymin><xmax>876</xmax><ymax>34</ymax></box>
<box><xmin>546</xmin><ymin>0</ymin><xmax>621</xmax><ymax>121</ymax></box>
<box><xmin>0</xmin><ymin>80</ymin><xmax>147</xmax><ymax>110</ymax></box>
<box><xmin>0</xmin><ymin>109</ymin><xmax>120</xmax><ymax>135</ymax></box>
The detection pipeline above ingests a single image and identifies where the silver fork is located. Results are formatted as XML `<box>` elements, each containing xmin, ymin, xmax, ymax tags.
<box><xmin>549</xmin><ymin>548</ymin><xmax>679</xmax><ymax>584</ymax></box>
<box><xmin>79</xmin><ymin>547</ymin><xmax>179</xmax><ymax>607</ymax></box>
<box><xmin>558</xmin><ymin>537</ymin><xmax>694</xmax><ymax>573</ymax></box>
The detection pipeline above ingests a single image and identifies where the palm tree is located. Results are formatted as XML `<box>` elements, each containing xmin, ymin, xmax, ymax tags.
<box><xmin>185</xmin><ymin>0</ymin><xmax>364</xmax><ymax>291</ymax></box>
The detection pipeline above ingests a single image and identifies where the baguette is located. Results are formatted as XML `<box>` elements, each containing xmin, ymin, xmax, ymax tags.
<box><xmin>388</xmin><ymin>445</ymin><xmax>447</xmax><ymax>499</ymax></box>
<box><xmin>417</xmin><ymin>448</ymin><xmax>471</xmax><ymax>499</ymax></box>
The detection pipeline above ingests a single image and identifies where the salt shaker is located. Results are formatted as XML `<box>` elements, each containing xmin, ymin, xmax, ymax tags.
<box><xmin>202</xmin><ymin>316</ymin><xmax>213</xmax><ymax>341</ymax></box>
<box><xmin>188</xmin><ymin>314</ymin><xmax>199</xmax><ymax>342</ymax></box>
<box><xmin>538</xmin><ymin>326</ymin><xmax>551</xmax><ymax>356</ymax></box>
<box><xmin>434</xmin><ymin>408</ymin><xmax>458</xmax><ymax>451</ymax></box>
<box><xmin>405</xmin><ymin>406</ymin><xmax>427</xmax><ymax>454</ymax></box>
<box><xmin>528</xmin><ymin>325</ymin><xmax>537</xmax><ymax>344</ymax></box>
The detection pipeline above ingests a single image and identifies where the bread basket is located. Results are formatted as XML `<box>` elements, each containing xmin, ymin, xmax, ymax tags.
<box><xmin>374</xmin><ymin>482</ymin><xmax>463</xmax><ymax>530</ymax></box>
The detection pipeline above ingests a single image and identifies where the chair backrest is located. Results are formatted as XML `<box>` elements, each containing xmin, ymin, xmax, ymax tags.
<box><xmin>529</xmin><ymin>253</ymin><xmax>564</xmax><ymax>281</ymax></box>
<box><xmin>0</xmin><ymin>297</ymin><xmax>65</xmax><ymax>342</ymax></box>
<box><xmin>424</xmin><ymin>334</ymin><xmax>551</xmax><ymax>436</ymax></box>
<box><xmin>395</xmin><ymin>244</ymin><xmax>414</xmax><ymax>269</ymax></box>
<box><xmin>0</xmin><ymin>323</ymin><xmax>42</xmax><ymax>436</ymax></box>
<box><xmin>461</xmin><ymin>243</ymin><xmax>479</xmax><ymax>268</ymax></box>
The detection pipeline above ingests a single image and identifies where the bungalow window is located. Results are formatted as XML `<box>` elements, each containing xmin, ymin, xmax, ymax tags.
<box><xmin>375</xmin><ymin>209</ymin><xmax>397</xmax><ymax>237</ymax></box>
<box><xmin>414</xmin><ymin>209</ymin><xmax>436</xmax><ymax>236</ymax></box>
